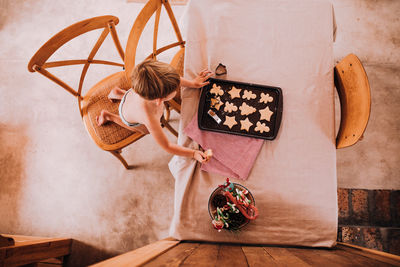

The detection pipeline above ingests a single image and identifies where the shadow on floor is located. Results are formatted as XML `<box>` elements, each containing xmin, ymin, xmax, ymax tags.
<box><xmin>66</xmin><ymin>240</ymin><xmax>117</xmax><ymax>267</ymax></box>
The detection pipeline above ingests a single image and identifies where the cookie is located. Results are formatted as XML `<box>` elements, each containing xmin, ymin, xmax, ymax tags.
<box><xmin>223</xmin><ymin>115</ymin><xmax>237</xmax><ymax>129</ymax></box>
<box><xmin>224</xmin><ymin>102</ymin><xmax>238</xmax><ymax>113</ymax></box>
<box><xmin>242</xmin><ymin>90</ymin><xmax>256</xmax><ymax>100</ymax></box>
<box><xmin>210</xmin><ymin>97</ymin><xmax>223</xmax><ymax>110</ymax></box>
<box><xmin>205</xmin><ymin>149</ymin><xmax>213</xmax><ymax>161</ymax></box>
<box><xmin>210</xmin><ymin>84</ymin><xmax>224</xmax><ymax>96</ymax></box>
<box><xmin>259</xmin><ymin>106</ymin><xmax>273</xmax><ymax>121</ymax></box>
<box><xmin>239</xmin><ymin>102</ymin><xmax>256</xmax><ymax>116</ymax></box>
<box><xmin>259</xmin><ymin>93</ymin><xmax>273</xmax><ymax>104</ymax></box>
<box><xmin>254</xmin><ymin>121</ymin><xmax>270</xmax><ymax>133</ymax></box>
<box><xmin>240</xmin><ymin>117</ymin><xmax>253</xmax><ymax>132</ymax></box>
<box><xmin>228</xmin><ymin>86</ymin><xmax>241</xmax><ymax>99</ymax></box>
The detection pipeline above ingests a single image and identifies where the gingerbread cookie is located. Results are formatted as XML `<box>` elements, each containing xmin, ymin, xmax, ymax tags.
<box><xmin>259</xmin><ymin>106</ymin><xmax>273</xmax><ymax>121</ymax></box>
<box><xmin>210</xmin><ymin>84</ymin><xmax>224</xmax><ymax>96</ymax></box>
<box><xmin>254</xmin><ymin>121</ymin><xmax>270</xmax><ymax>133</ymax></box>
<box><xmin>240</xmin><ymin>117</ymin><xmax>253</xmax><ymax>132</ymax></box>
<box><xmin>228</xmin><ymin>86</ymin><xmax>241</xmax><ymax>99</ymax></box>
<box><xmin>224</xmin><ymin>102</ymin><xmax>238</xmax><ymax>113</ymax></box>
<box><xmin>223</xmin><ymin>115</ymin><xmax>237</xmax><ymax>129</ymax></box>
<box><xmin>259</xmin><ymin>93</ymin><xmax>273</xmax><ymax>104</ymax></box>
<box><xmin>242</xmin><ymin>90</ymin><xmax>256</xmax><ymax>100</ymax></box>
<box><xmin>239</xmin><ymin>102</ymin><xmax>256</xmax><ymax>116</ymax></box>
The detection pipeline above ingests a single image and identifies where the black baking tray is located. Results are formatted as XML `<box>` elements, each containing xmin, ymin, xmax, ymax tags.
<box><xmin>198</xmin><ymin>78</ymin><xmax>283</xmax><ymax>140</ymax></box>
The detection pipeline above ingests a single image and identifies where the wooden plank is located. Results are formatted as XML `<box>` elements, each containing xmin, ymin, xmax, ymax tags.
<box><xmin>215</xmin><ymin>244</ymin><xmax>248</xmax><ymax>267</ymax></box>
<box><xmin>143</xmin><ymin>242</ymin><xmax>199</xmax><ymax>267</ymax></box>
<box><xmin>241</xmin><ymin>245</ymin><xmax>277</xmax><ymax>267</ymax></box>
<box><xmin>337</xmin><ymin>243</ymin><xmax>400</xmax><ymax>266</ymax></box>
<box><xmin>0</xmin><ymin>235</ymin><xmax>14</xmax><ymax>247</ymax></box>
<box><xmin>2</xmin><ymin>239</ymin><xmax>71</xmax><ymax>267</ymax></box>
<box><xmin>90</xmin><ymin>238</ymin><xmax>180</xmax><ymax>267</ymax></box>
<box><xmin>33</xmin><ymin>65</ymin><xmax>78</xmax><ymax>97</ymax></box>
<box><xmin>28</xmin><ymin>16</ymin><xmax>119</xmax><ymax>72</ymax></box>
<box><xmin>333</xmin><ymin>248</ymin><xmax>395</xmax><ymax>267</ymax></box>
<box><xmin>108</xmin><ymin>21</ymin><xmax>125</xmax><ymax>61</ymax></box>
<box><xmin>43</xmin><ymin>59</ymin><xmax>123</xmax><ymax>68</ymax></box>
<box><xmin>263</xmin><ymin>247</ymin><xmax>310</xmax><ymax>266</ymax></box>
<box><xmin>287</xmin><ymin>247</ymin><xmax>369</xmax><ymax>267</ymax></box>
<box><xmin>180</xmin><ymin>243</ymin><xmax>219</xmax><ymax>267</ymax></box>
<box><xmin>153</xmin><ymin>3</ymin><xmax>162</xmax><ymax>59</ymax></box>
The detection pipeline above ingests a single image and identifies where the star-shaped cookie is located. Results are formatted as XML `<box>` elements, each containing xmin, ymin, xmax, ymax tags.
<box><xmin>228</xmin><ymin>86</ymin><xmax>241</xmax><ymax>99</ymax></box>
<box><xmin>239</xmin><ymin>102</ymin><xmax>256</xmax><ymax>116</ymax></box>
<box><xmin>240</xmin><ymin>117</ymin><xmax>253</xmax><ymax>132</ymax></box>
<box><xmin>210</xmin><ymin>84</ymin><xmax>224</xmax><ymax>96</ymax></box>
<box><xmin>259</xmin><ymin>106</ymin><xmax>274</xmax><ymax>121</ymax></box>
<box><xmin>223</xmin><ymin>115</ymin><xmax>237</xmax><ymax>129</ymax></box>
<box><xmin>255</xmin><ymin>121</ymin><xmax>270</xmax><ymax>133</ymax></box>
<box><xmin>259</xmin><ymin>93</ymin><xmax>273</xmax><ymax>104</ymax></box>
<box><xmin>242</xmin><ymin>90</ymin><xmax>256</xmax><ymax>100</ymax></box>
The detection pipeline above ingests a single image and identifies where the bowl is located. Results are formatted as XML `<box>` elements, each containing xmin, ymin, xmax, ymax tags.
<box><xmin>208</xmin><ymin>183</ymin><xmax>256</xmax><ymax>230</ymax></box>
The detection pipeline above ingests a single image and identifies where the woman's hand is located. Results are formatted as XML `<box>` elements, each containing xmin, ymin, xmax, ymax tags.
<box><xmin>191</xmin><ymin>69</ymin><xmax>213</xmax><ymax>88</ymax></box>
<box><xmin>193</xmin><ymin>150</ymin><xmax>208</xmax><ymax>163</ymax></box>
<box><xmin>193</xmin><ymin>149</ymin><xmax>213</xmax><ymax>163</ymax></box>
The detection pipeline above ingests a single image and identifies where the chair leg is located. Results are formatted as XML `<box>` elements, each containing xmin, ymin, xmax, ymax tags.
<box><xmin>160</xmin><ymin>115</ymin><xmax>178</xmax><ymax>137</ymax></box>
<box><xmin>110</xmin><ymin>150</ymin><xmax>134</xmax><ymax>169</ymax></box>
<box><xmin>164</xmin><ymin>102</ymin><xmax>171</xmax><ymax>122</ymax></box>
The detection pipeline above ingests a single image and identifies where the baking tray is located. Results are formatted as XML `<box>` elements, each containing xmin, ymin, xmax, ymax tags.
<box><xmin>198</xmin><ymin>78</ymin><xmax>283</xmax><ymax>140</ymax></box>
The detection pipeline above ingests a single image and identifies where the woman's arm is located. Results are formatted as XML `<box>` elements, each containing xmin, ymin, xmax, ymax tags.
<box><xmin>145</xmin><ymin>111</ymin><xmax>208</xmax><ymax>163</ymax></box>
<box><xmin>180</xmin><ymin>69</ymin><xmax>213</xmax><ymax>88</ymax></box>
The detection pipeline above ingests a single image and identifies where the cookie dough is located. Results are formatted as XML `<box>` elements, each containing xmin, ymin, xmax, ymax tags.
<box><xmin>210</xmin><ymin>83</ymin><xmax>224</xmax><ymax>96</ymax></box>
<box><xmin>259</xmin><ymin>106</ymin><xmax>274</xmax><ymax>121</ymax></box>
<box><xmin>228</xmin><ymin>86</ymin><xmax>241</xmax><ymax>99</ymax></box>
<box><xmin>223</xmin><ymin>115</ymin><xmax>237</xmax><ymax>129</ymax></box>
<box><xmin>259</xmin><ymin>93</ymin><xmax>273</xmax><ymax>103</ymax></box>
<box><xmin>210</xmin><ymin>97</ymin><xmax>223</xmax><ymax>110</ymax></box>
<box><xmin>224</xmin><ymin>102</ymin><xmax>238</xmax><ymax>113</ymax></box>
<box><xmin>242</xmin><ymin>90</ymin><xmax>256</xmax><ymax>100</ymax></box>
<box><xmin>254</xmin><ymin>121</ymin><xmax>270</xmax><ymax>133</ymax></box>
<box><xmin>239</xmin><ymin>102</ymin><xmax>256</xmax><ymax>116</ymax></box>
<box><xmin>240</xmin><ymin>117</ymin><xmax>253</xmax><ymax>132</ymax></box>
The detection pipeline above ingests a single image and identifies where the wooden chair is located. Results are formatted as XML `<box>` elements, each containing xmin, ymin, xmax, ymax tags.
<box><xmin>124</xmin><ymin>0</ymin><xmax>185</xmax><ymax>137</ymax></box>
<box><xmin>335</xmin><ymin>54</ymin><xmax>371</xmax><ymax>149</ymax></box>
<box><xmin>28</xmin><ymin>0</ymin><xmax>184</xmax><ymax>168</ymax></box>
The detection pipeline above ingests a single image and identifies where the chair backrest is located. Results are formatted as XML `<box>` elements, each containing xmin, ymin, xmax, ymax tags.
<box><xmin>28</xmin><ymin>16</ymin><xmax>125</xmax><ymax>100</ymax></box>
<box><xmin>124</xmin><ymin>0</ymin><xmax>185</xmax><ymax>81</ymax></box>
<box><xmin>335</xmin><ymin>54</ymin><xmax>371</xmax><ymax>148</ymax></box>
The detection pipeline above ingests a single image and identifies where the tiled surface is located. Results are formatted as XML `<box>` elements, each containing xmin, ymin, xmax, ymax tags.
<box><xmin>338</xmin><ymin>189</ymin><xmax>400</xmax><ymax>227</ymax></box>
<box><xmin>338</xmin><ymin>188</ymin><xmax>400</xmax><ymax>256</ymax></box>
<box><xmin>338</xmin><ymin>226</ymin><xmax>400</xmax><ymax>256</ymax></box>
<box><xmin>0</xmin><ymin>0</ymin><xmax>399</xmax><ymax>266</ymax></box>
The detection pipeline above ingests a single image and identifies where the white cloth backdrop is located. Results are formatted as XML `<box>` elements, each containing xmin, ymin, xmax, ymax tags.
<box><xmin>169</xmin><ymin>0</ymin><xmax>338</xmax><ymax>247</ymax></box>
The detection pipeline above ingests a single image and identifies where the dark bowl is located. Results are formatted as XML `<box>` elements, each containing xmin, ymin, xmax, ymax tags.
<box><xmin>208</xmin><ymin>183</ymin><xmax>256</xmax><ymax>230</ymax></box>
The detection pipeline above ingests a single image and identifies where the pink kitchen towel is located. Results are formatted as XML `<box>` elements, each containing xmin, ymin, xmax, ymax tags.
<box><xmin>184</xmin><ymin>112</ymin><xmax>264</xmax><ymax>180</ymax></box>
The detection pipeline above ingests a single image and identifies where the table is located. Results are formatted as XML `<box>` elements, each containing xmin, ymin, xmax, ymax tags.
<box><xmin>169</xmin><ymin>0</ymin><xmax>337</xmax><ymax>247</ymax></box>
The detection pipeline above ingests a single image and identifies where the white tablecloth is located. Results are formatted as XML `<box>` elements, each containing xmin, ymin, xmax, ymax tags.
<box><xmin>169</xmin><ymin>0</ymin><xmax>337</xmax><ymax>247</ymax></box>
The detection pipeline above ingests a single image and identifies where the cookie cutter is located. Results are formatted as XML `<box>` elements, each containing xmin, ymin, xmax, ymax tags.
<box><xmin>207</xmin><ymin>109</ymin><xmax>222</xmax><ymax>124</ymax></box>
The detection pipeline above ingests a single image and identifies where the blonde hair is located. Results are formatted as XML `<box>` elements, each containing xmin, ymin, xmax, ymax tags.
<box><xmin>131</xmin><ymin>60</ymin><xmax>180</xmax><ymax>100</ymax></box>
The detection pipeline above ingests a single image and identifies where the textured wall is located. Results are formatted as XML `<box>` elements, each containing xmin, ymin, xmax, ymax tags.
<box><xmin>332</xmin><ymin>0</ymin><xmax>400</xmax><ymax>189</ymax></box>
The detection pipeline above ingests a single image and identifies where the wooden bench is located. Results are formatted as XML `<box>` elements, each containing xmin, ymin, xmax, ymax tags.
<box><xmin>0</xmin><ymin>234</ymin><xmax>72</xmax><ymax>267</ymax></box>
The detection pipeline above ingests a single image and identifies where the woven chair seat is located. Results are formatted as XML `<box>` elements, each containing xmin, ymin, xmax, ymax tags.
<box><xmin>82</xmin><ymin>71</ymin><xmax>145</xmax><ymax>150</ymax></box>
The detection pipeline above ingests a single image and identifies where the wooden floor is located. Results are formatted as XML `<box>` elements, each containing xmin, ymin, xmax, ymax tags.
<box><xmin>142</xmin><ymin>242</ymin><xmax>400</xmax><ymax>267</ymax></box>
